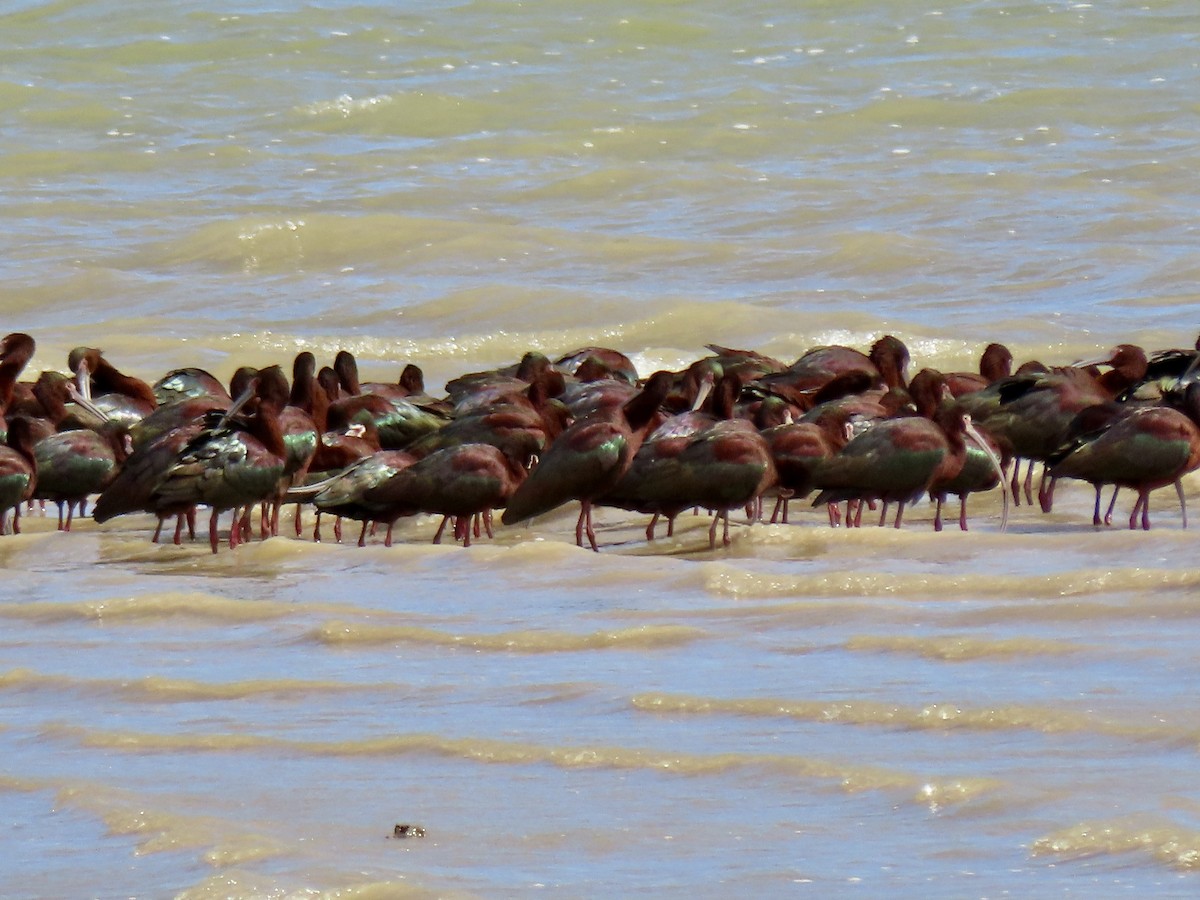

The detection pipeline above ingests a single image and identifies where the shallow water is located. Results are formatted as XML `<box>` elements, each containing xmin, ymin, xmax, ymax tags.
<box><xmin>2</xmin><ymin>1</ymin><xmax>1200</xmax><ymax>897</ymax></box>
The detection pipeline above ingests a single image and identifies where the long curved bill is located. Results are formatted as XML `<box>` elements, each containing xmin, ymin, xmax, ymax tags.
<box><xmin>64</xmin><ymin>382</ymin><xmax>111</xmax><ymax>426</ymax></box>
<box><xmin>963</xmin><ymin>414</ymin><xmax>1009</xmax><ymax>533</ymax></box>
<box><xmin>217</xmin><ymin>378</ymin><xmax>260</xmax><ymax>428</ymax></box>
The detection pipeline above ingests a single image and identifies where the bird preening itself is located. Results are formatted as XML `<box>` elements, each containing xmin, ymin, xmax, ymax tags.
<box><xmin>0</xmin><ymin>332</ymin><xmax>1196</xmax><ymax>551</ymax></box>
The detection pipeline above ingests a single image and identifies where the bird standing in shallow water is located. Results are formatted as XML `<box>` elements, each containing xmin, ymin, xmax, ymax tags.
<box><xmin>365</xmin><ymin>438</ymin><xmax>537</xmax><ymax>547</ymax></box>
<box><xmin>1047</xmin><ymin>383</ymin><xmax>1200</xmax><ymax>530</ymax></box>
<box><xmin>809</xmin><ymin>371</ymin><xmax>995</xmax><ymax>530</ymax></box>
<box><xmin>290</xmin><ymin>448</ymin><xmax>418</xmax><ymax>547</ymax></box>
<box><xmin>0</xmin><ymin>333</ymin><xmax>37</xmax><ymax>439</ymax></box>
<box><xmin>502</xmin><ymin>371</ymin><xmax>673</xmax><ymax>551</ymax></box>
<box><xmin>0</xmin><ymin>418</ymin><xmax>37</xmax><ymax>535</ymax></box>
<box><xmin>33</xmin><ymin>387</ymin><xmax>131</xmax><ymax>531</ymax></box>
<box><xmin>150</xmin><ymin>368</ymin><xmax>290</xmax><ymax>553</ymax></box>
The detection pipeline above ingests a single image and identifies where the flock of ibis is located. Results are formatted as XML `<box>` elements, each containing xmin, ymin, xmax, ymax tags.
<box><xmin>0</xmin><ymin>330</ymin><xmax>1198</xmax><ymax>552</ymax></box>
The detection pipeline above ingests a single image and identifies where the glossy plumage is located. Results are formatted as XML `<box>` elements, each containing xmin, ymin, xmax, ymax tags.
<box><xmin>502</xmin><ymin>371</ymin><xmax>672</xmax><ymax>550</ymax></box>
<box><xmin>365</xmin><ymin>440</ymin><xmax>534</xmax><ymax>546</ymax></box>
<box><xmin>811</xmin><ymin>407</ymin><xmax>970</xmax><ymax>529</ymax></box>
<box><xmin>0</xmin><ymin>418</ymin><xmax>37</xmax><ymax>535</ymax></box>
<box><xmin>34</xmin><ymin>428</ymin><xmax>125</xmax><ymax>530</ymax></box>
<box><xmin>1047</xmin><ymin>385</ymin><xmax>1200</xmax><ymax>529</ymax></box>
<box><xmin>298</xmin><ymin>449</ymin><xmax>418</xmax><ymax>545</ymax></box>
<box><xmin>0</xmin><ymin>333</ymin><xmax>37</xmax><ymax>440</ymax></box>
<box><xmin>149</xmin><ymin>369</ymin><xmax>290</xmax><ymax>552</ymax></box>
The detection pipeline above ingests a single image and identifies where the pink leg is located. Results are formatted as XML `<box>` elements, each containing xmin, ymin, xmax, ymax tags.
<box><xmin>433</xmin><ymin>515</ymin><xmax>450</xmax><ymax>544</ymax></box>
<box><xmin>1104</xmin><ymin>488</ymin><xmax>1119</xmax><ymax>526</ymax></box>
<box><xmin>581</xmin><ymin>502</ymin><xmax>599</xmax><ymax>552</ymax></box>
<box><xmin>1038</xmin><ymin>471</ymin><xmax>1054</xmax><ymax>513</ymax></box>
<box><xmin>1129</xmin><ymin>493</ymin><xmax>1145</xmax><ymax>530</ymax></box>
<box><xmin>209</xmin><ymin>508</ymin><xmax>221</xmax><ymax>553</ymax></box>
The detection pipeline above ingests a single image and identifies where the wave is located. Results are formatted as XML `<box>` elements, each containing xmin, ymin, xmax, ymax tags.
<box><xmin>309</xmin><ymin>621</ymin><xmax>706</xmax><ymax>652</ymax></box>
<box><xmin>1032</xmin><ymin>816</ymin><xmax>1200</xmax><ymax>871</ymax></box>
<box><xmin>44</xmin><ymin>724</ymin><xmax>1000</xmax><ymax>809</ymax></box>
<box><xmin>0</xmin><ymin>667</ymin><xmax>408</xmax><ymax>703</ymax></box>
<box><xmin>630</xmin><ymin>691</ymin><xmax>1198</xmax><ymax>744</ymax></box>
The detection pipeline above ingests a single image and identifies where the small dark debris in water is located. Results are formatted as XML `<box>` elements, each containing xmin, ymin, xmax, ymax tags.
<box><xmin>391</xmin><ymin>824</ymin><xmax>426</xmax><ymax>839</ymax></box>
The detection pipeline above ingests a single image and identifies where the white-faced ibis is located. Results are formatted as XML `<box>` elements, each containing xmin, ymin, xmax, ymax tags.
<box><xmin>555</xmin><ymin>346</ymin><xmax>639</xmax><ymax>385</ymax></box>
<box><xmin>445</xmin><ymin>351</ymin><xmax>557</xmax><ymax>410</ymax></box>
<box><xmin>928</xmin><ymin>419</ymin><xmax>1008</xmax><ymax>531</ymax></box>
<box><xmin>33</xmin><ymin>388</ymin><xmax>131</xmax><ymax>530</ymax></box>
<box><xmin>760</xmin><ymin>335</ymin><xmax>910</xmax><ymax>398</ymax></box>
<box><xmin>406</xmin><ymin>367</ymin><xmax>568</xmax><ymax>463</ymax></box>
<box><xmin>960</xmin><ymin>353</ymin><xmax>1123</xmax><ymax>509</ymax></box>
<box><xmin>762</xmin><ymin>413</ymin><xmax>851</xmax><ymax>525</ymax></box>
<box><xmin>1119</xmin><ymin>334</ymin><xmax>1200</xmax><ymax>402</ymax></box>
<box><xmin>502</xmin><ymin>371</ymin><xmax>673</xmax><ymax>551</ymax></box>
<box><xmin>701</xmin><ymin>344</ymin><xmax>788</xmax><ymax>384</ymax></box>
<box><xmin>91</xmin><ymin>377</ymin><xmax>257</xmax><ymax>544</ymax></box>
<box><xmin>1047</xmin><ymin>384</ymin><xmax>1200</xmax><ymax>530</ymax></box>
<box><xmin>291</xmin><ymin>419</ymin><xmax>384</xmax><ymax>542</ymax></box>
<box><xmin>289</xmin><ymin>448</ymin><xmax>418</xmax><ymax>546</ymax></box>
<box><xmin>69</xmin><ymin>347</ymin><xmax>157</xmax><ymax>427</ymax></box>
<box><xmin>266</xmin><ymin>358</ymin><xmax>321</xmax><ymax>537</ymax></box>
<box><xmin>0</xmin><ymin>333</ymin><xmax>36</xmax><ymax>438</ymax></box>
<box><xmin>152</xmin><ymin>367</ymin><xmax>232</xmax><ymax>408</ymax></box>
<box><xmin>944</xmin><ymin>343</ymin><xmax>1014</xmax><ymax>398</ymax></box>
<box><xmin>601</xmin><ymin>373</ymin><xmax>775</xmax><ymax>548</ymax></box>
<box><xmin>811</xmin><ymin>402</ymin><xmax>974</xmax><ymax>530</ymax></box>
<box><xmin>149</xmin><ymin>368</ymin><xmax>290</xmax><ymax>552</ymax></box>
<box><xmin>364</xmin><ymin>438</ymin><xmax>537</xmax><ymax>546</ymax></box>
<box><xmin>671</xmin><ymin>414</ymin><xmax>778</xmax><ymax>548</ymax></box>
<box><xmin>325</xmin><ymin>376</ymin><xmax>449</xmax><ymax>451</ymax></box>
<box><xmin>0</xmin><ymin>417</ymin><xmax>37</xmax><ymax>534</ymax></box>
<box><xmin>600</xmin><ymin>371</ymin><xmax>720</xmax><ymax>539</ymax></box>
